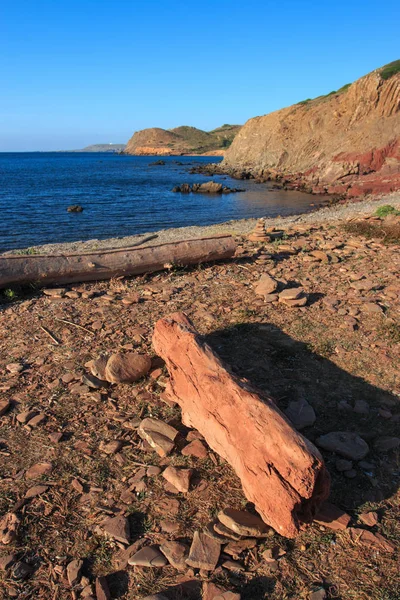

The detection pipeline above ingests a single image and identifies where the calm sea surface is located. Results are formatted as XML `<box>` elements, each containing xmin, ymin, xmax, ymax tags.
<box><xmin>0</xmin><ymin>153</ymin><xmax>322</xmax><ymax>251</ymax></box>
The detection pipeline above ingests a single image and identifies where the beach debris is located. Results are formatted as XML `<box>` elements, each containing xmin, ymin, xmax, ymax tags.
<box><xmin>152</xmin><ymin>312</ymin><xmax>330</xmax><ymax>538</ymax></box>
<box><xmin>0</xmin><ymin>235</ymin><xmax>237</xmax><ymax>289</ymax></box>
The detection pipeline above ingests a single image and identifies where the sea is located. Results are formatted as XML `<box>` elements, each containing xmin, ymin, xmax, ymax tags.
<box><xmin>0</xmin><ymin>153</ymin><xmax>322</xmax><ymax>251</ymax></box>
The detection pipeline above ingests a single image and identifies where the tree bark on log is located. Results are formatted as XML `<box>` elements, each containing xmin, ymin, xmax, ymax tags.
<box><xmin>153</xmin><ymin>313</ymin><xmax>330</xmax><ymax>538</ymax></box>
<box><xmin>0</xmin><ymin>235</ymin><xmax>236</xmax><ymax>289</ymax></box>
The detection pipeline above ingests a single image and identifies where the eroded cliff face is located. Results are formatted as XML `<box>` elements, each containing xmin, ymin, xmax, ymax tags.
<box><xmin>222</xmin><ymin>68</ymin><xmax>400</xmax><ymax>196</ymax></box>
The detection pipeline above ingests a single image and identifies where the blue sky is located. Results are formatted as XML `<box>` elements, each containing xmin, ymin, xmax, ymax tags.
<box><xmin>1</xmin><ymin>0</ymin><xmax>399</xmax><ymax>151</ymax></box>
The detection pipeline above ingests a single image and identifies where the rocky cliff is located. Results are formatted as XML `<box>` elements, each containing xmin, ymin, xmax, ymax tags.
<box><xmin>124</xmin><ymin>124</ymin><xmax>241</xmax><ymax>156</ymax></box>
<box><xmin>222</xmin><ymin>61</ymin><xmax>400</xmax><ymax>197</ymax></box>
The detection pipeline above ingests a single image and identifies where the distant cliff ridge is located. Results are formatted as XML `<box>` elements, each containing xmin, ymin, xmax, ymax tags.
<box><xmin>222</xmin><ymin>60</ymin><xmax>400</xmax><ymax>197</ymax></box>
<box><xmin>65</xmin><ymin>144</ymin><xmax>126</xmax><ymax>153</ymax></box>
<box><xmin>124</xmin><ymin>125</ymin><xmax>241</xmax><ymax>156</ymax></box>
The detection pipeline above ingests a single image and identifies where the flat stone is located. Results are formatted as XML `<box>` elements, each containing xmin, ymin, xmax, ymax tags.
<box><xmin>278</xmin><ymin>287</ymin><xmax>303</xmax><ymax>300</ymax></box>
<box><xmin>362</xmin><ymin>302</ymin><xmax>383</xmax><ymax>314</ymax></box>
<box><xmin>43</xmin><ymin>288</ymin><xmax>67</xmax><ymax>297</ymax></box>
<box><xmin>105</xmin><ymin>352</ymin><xmax>151</xmax><ymax>383</ymax></box>
<box><xmin>24</xmin><ymin>485</ymin><xmax>49</xmax><ymax>499</ymax></box>
<box><xmin>0</xmin><ymin>553</ymin><xmax>17</xmax><ymax>571</ymax></box>
<box><xmin>95</xmin><ymin>576</ymin><xmax>111</xmax><ymax>600</ymax></box>
<box><xmin>186</xmin><ymin>531</ymin><xmax>221</xmax><ymax>571</ymax></box>
<box><xmin>202</xmin><ymin>582</ymin><xmax>241</xmax><ymax>600</ymax></box>
<box><xmin>160</xmin><ymin>520</ymin><xmax>180</xmax><ymax>534</ymax></box>
<box><xmin>25</xmin><ymin>462</ymin><xmax>53</xmax><ymax>480</ymax></box>
<box><xmin>254</xmin><ymin>274</ymin><xmax>278</xmax><ymax>296</ymax></box>
<box><xmin>350</xmin><ymin>279</ymin><xmax>376</xmax><ymax>291</ymax></box>
<box><xmin>162</xmin><ymin>466</ymin><xmax>192</xmax><ymax>493</ymax></box>
<box><xmin>182</xmin><ymin>439</ymin><xmax>208</xmax><ymax>459</ymax></box>
<box><xmin>316</xmin><ymin>432</ymin><xmax>369</xmax><ymax>460</ymax></box>
<box><xmin>285</xmin><ymin>399</ymin><xmax>316</xmax><ymax>429</ymax></box>
<box><xmin>100</xmin><ymin>440</ymin><xmax>123</xmax><ymax>455</ymax></box>
<box><xmin>213</xmin><ymin>521</ymin><xmax>242</xmax><ymax>541</ymax></box>
<box><xmin>159</xmin><ymin>541</ymin><xmax>189</xmax><ymax>570</ymax></box>
<box><xmin>0</xmin><ymin>400</ymin><xmax>11</xmax><ymax>417</ymax></box>
<box><xmin>222</xmin><ymin>559</ymin><xmax>245</xmax><ymax>571</ymax></box>
<box><xmin>218</xmin><ymin>508</ymin><xmax>270</xmax><ymax>537</ymax></box>
<box><xmin>348</xmin><ymin>528</ymin><xmax>394</xmax><ymax>552</ymax></box>
<box><xmin>279</xmin><ymin>294</ymin><xmax>308</xmax><ymax>307</ymax></box>
<box><xmin>102</xmin><ymin>514</ymin><xmax>130</xmax><ymax>544</ymax></box>
<box><xmin>26</xmin><ymin>413</ymin><xmax>46</xmax><ymax>427</ymax></box>
<box><xmin>147</xmin><ymin>466</ymin><xmax>162</xmax><ymax>477</ymax></box>
<box><xmin>17</xmin><ymin>410</ymin><xmax>37</xmax><ymax>424</ymax></box>
<box><xmin>335</xmin><ymin>459</ymin><xmax>353</xmax><ymax>472</ymax></box>
<box><xmin>224</xmin><ymin>538</ymin><xmax>257</xmax><ymax>558</ymax></box>
<box><xmin>138</xmin><ymin>418</ymin><xmax>178</xmax><ymax>457</ymax></box>
<box><xmin>359</xmin><ymin>511</ymin><xmax>379</xmax><ymax>526</ymax></box>
<box><xmin>310</xmin><ymin>250</ymin><xmax>329</xmax><ymax>262</ymax></box>
<box><xmin>373</xmin><ymin>436</ymin><xmax>400</xmax><ymax>452</ymax></box>
<box><xmin>67</xmin><ymin>559</ymin><xmax>83</xmax><ymax>587</ymax></box>
<box><xmin>314</xmin><ymin>501</ymin><xmax>351</xmax><ymax>531</ymax></box>
<box><xmin>310</xmin><ymin>588</ymin><xmax>327</xmax><ymax>600</ymax></box>
<box><xmin>263</xmin><ymin>293</ymin><xmax>279</xmax><ymax>303</ymax></box>
<box><xmin>128</xmin><ymin>546</ymin><xmax>168</xmax><ymax>567</ymax></box>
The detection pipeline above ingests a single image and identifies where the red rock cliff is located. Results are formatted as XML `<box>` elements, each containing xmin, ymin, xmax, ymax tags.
<box><xmin>222</xmin><ymin>64</ymin><xmax>400</xmax><ymax>197</ymax></box>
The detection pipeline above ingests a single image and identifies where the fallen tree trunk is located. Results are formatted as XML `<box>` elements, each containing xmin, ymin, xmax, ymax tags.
<box><xmin>0</xmin><ymin>235</ymin><xmax>236</xmax><ymax>289</ymax></box>
<box><xmin>153</xmin><ymin>313</ymin><xmax>330</xmax><ymax>538</ymax></box>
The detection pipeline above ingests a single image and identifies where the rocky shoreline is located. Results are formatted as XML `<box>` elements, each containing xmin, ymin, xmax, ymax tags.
<box><xmin>4</xmin><ymin>192</ymin><xmax>400</xmax><ymax>256</ymax></box>
<box><xmin>1</xmin><ymin>194</ymin><xmax>399</xmax><ymax>599</ymax></box>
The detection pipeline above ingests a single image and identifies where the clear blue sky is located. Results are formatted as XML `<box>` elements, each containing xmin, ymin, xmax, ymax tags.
<box><xmin>1</xmin><ymin>0</ymin><xmax>399</xmax><ymax>151</ymax></box>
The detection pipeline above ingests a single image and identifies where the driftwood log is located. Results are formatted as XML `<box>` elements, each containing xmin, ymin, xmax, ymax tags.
<box><xmin>153</xmin><ymin>313</ymin><xmax>330</xmax><ymax>538</ymax></box>
<box><xmin>0</xmin><ymin>235</ymin><xmax>236</xmax><ymax>289</ymax></box>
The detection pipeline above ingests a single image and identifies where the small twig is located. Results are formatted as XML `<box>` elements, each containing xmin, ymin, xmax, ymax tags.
<box><xmin>53</xmin><ymin>317</ymin><xmax>95</xmax><ymax>335</ymax></box>
<box><xmin>40</xmin><ymin>325</ymin><xmax>61</xmax><ymax>345</ymax></box>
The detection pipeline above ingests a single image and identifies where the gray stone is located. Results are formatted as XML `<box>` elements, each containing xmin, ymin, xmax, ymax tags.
<box><xmin>373</xmin><ymin>436</ymin><xmax>400</xmax><ymax>452</ymax></box>
<box><xmin>285</xmin><ymin>399</ymin><xmax>316</xmax><ymax>429</ymax></box>
<box><xmin>128</xmin><ymin>546</ymin><xmax>168</xmax><ymax>567</ymax></box>
<box><xmin>316</xmin><ymin>432</ymin><xmax>369</xmax><ymax>460</ymax></box>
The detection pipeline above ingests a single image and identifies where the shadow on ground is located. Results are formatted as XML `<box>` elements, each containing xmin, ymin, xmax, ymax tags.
<box><xmin>205</xmin><ymin>322</ymin><xmax>399</xmax><ymax>510</ymax></box>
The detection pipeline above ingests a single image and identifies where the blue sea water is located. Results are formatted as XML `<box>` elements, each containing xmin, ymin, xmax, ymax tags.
<box><xmin>0</xmin><ymin>153</ymin><xmax>322</xmax><ymax>251</ymax></box>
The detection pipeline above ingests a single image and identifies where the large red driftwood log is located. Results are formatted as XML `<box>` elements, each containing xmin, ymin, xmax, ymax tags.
<box><xmin>153</xmin><ymin>313</ymin><xmax>330</xmax><ymax>538</ymax></box>
<box><xmin>0</xmin><ymin>235</ymin><xmax>236</xmax><ymax>289</ymax></box>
